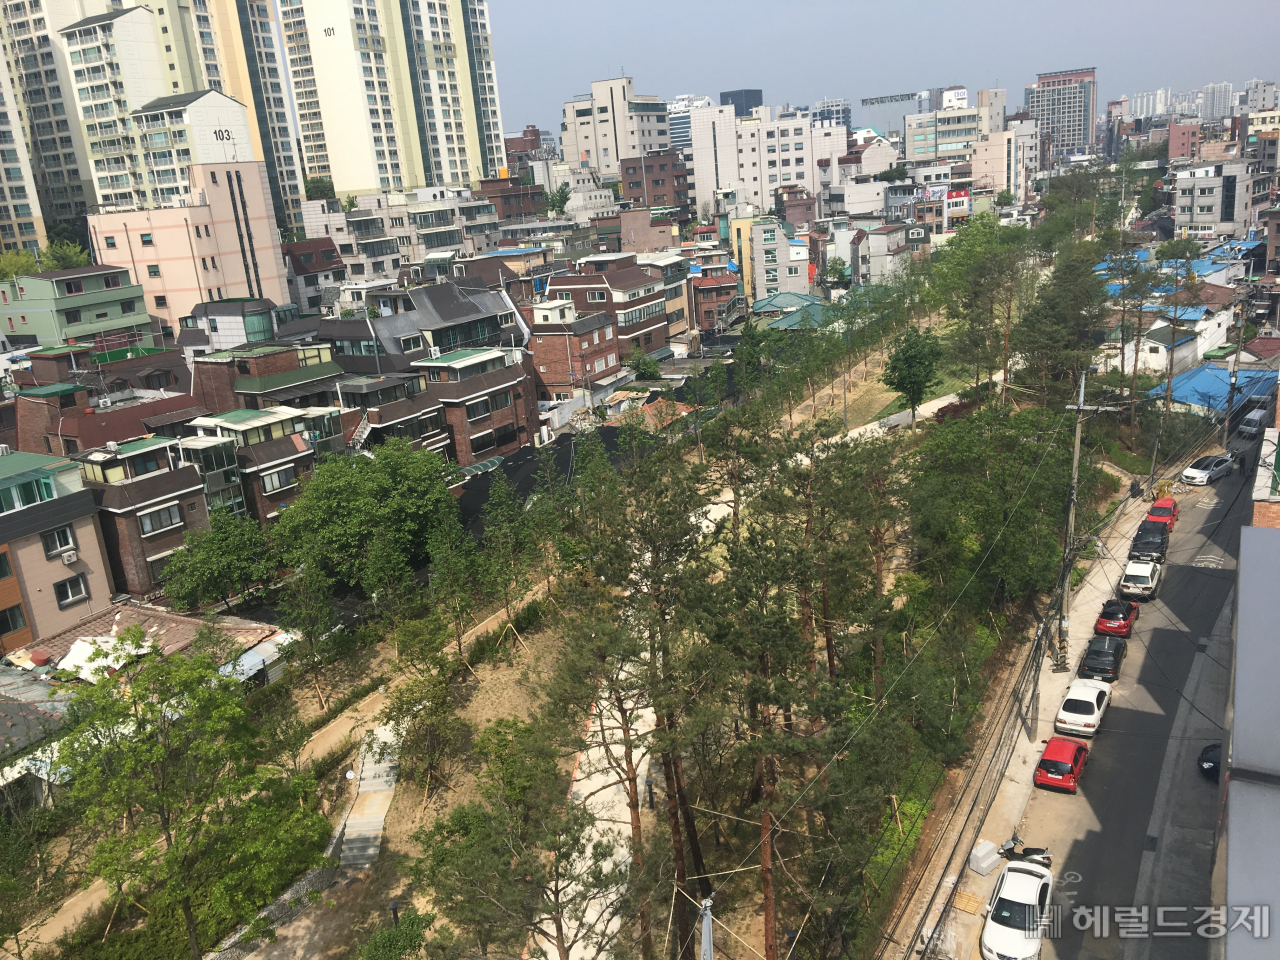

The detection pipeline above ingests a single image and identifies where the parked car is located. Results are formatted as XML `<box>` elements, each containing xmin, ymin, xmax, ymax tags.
<box><xmin>979</xmin><ymin>862</ymin><xmax>1055</xmax><ymax>960</ymax></box>
<box><xmin>1119</xmin><ymin>559</ymin><xmax>1161</xmax><ymax>600</ymax></box>
<box><xmin>1079</xmin><ymin>635</ymin><xmax>1127</xmax><ymax>680</ymax></box>
<box><xmin>1198</xmin><ymin>742</ymin><xmax>1222</xmax><ymax>783</ymax></box>
<box><xmin>1238</xmin><ymin>408</ymin><xmax>1268</xmax><ymax>439</ymax></box>
<box><xmin>1034</xmin><ymin>737</ymin><xmax>1089</xmax><ymax>793</ymax></box>
<box><xmin>1094</xmin><ymin>598</ymin><xmax>1139</xmax><ymax>638</ymax></box>
<box><xmin>1128</xmin><ymin>523</ymin><xmax>1169</xmax><ymax>563</ymax></box>
<box><xmin>1181</xmin><ymin>455</ymin><xmax>1233</xmax><ymax>485</ymax></box>
<box><xmin>1145</xmin><ymin>497</ymin><xmax>1179</xmax><ymax>529</ymax></box>
<box><xmin>1055</xmin><ymin>678</ymin><xmax>1112</xmax><ymax>737</ymax></box>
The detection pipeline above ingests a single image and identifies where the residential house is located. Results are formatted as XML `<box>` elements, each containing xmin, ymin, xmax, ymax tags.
<box><xmin>635</xmin><ymin>252</ymin><xmax>693</xmax><ymax>348</ymax></box>
<box><xmin>545</xmin><ymin>254</ymin><xmax>671</xmax><ymax>360</ymax></box>
<box><xmin>476</xmin><ymin>176</ymin><xmax>548</xmax><ymax>221</ymax></box>
<box><xmin>73</xmin><ymin>437</ymin><xmax>209</xmax><ymax>599</ymax></box>
<box><xmin>176</xmin><ymin>299</ymin><xmax>313</xmax><ymax>363</ymax></box>
<box><xmin>523</xmin><ymin>299</ymin><xmax>625</xmax><ymax>407</ymax></box>
<box><xmin>86</xmin><ymin>161</ymin><xmax>288</xmax><ymax>328</ymax></box>
<box><xmin>591</xmin><ymin>208</ymin><xmax>680</xmax><ymax>255</ymax></box>
<box><xmin>187</xmin><ymin>406</ymin><xmax>345</xmax><ymax>522</ymax></box>
<box><xmin>0</xmin><ymin>450</ymin><xmax>113</xmax><ymax>652</ymax></box>
<box><xmin>691</xmin><ymin>275</ymin><xmax>742</xmax><ymax>333</ymax></box>
<box><xmin>191</xmin><ymin>343</ymin><xmax>347</xmax><ymax>414</ymax></box>
<box><xmin>751</xmin><ymin>219</ymin><xmax>809</xmax><ymax>299</ymax></box>
<box><xmin>865</xmin><ymin>224</ymin><xmax>911</xmax><ymax>284</ymax></box>
<box><xmin>1171</xmin><ymin>159</ymin><xmax>1273</xmax><ymax>240</ymax></box>
<box><xmin>617</xmin><ymin>150</ymin><xmax>691</xmax><ymax>213</ymax></box>
<box><xmin>0</xmin><ymin>265</ymin><xmax>154</xmax><ymax>354</ymax></box>
<box><xmin>282</xmin><ymin>239</ymin><xmax>346</xmax><ymax>315</ymax></box>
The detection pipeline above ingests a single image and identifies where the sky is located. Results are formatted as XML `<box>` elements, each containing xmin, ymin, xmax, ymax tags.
<box><xmin>489</xmin><ymin>0</ymin><xmax>1280</xmax><ymax>138</ymax></box>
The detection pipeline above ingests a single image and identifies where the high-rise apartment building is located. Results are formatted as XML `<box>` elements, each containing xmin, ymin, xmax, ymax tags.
<box><xmin>720</xmin><ymin>89</ymin><xmax>762</xmax><ymax>119</ymax></box>
<box><xmin>0</xmin><ymin>55</ymin><xmax>45</xmax><ymax>251</ymax></box>
<box><xmin>1201</xmin><ymin>82</ymin><xmax>1234</xmax><ymax>122</ymax></box>
<box><xmin>1243</xmin><ymin>79</ymin><xmax>1278</xmax><ymax>114</ymax></box>
<box><xmin>1131</xmin><ymin>88</ymin><xmax>1171</xmax><ymax>119</ymax></box>
<box><xmin>813</xmin><ymin>97</ymin><xmax>851</xmax><ymax>129</ymax></box>
<box><xmin>278</xmin><ymin>0</ymin><xmax>506</xmax><ymax>197</ymax></box>
<box><xmin>1024</xmin><ymin>68</ymin><xmax>1097</xmax><ymax>159</ymax></box>
<box><xmin>559</xmin><ymin>77</ymin><xmax>668</xmax><ymax>179</ymax></box>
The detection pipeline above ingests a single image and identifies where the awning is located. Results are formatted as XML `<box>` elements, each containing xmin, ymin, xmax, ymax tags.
<box><xmin>141</xmin><ymin>406</ymin><xmax>208</xmax><ymax>428</ymax></box>
<box><xmin>219</xmin><ymin>648</ymin><xmax>267</xmax><ymax>682</ymax></box>
<box><xmin>423</xmin><ymin>251</ymin><xmax>457</xmax><ymax>262</ymax></box>
<box><xmin>461</xmin><ymin>455</ymin><xmax>504</xmax><ymax>477</ymax></box>
<box><xmin>265</xmin><ymin>381</ymin><xmax>333</xmax><ymax>402</ymax></box>
<box><xmin>646</xmin><ymin>346</ymin><xmax>675</xmax><ymax>362</ymax></box>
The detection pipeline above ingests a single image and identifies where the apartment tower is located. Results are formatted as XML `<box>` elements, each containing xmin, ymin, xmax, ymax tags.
<box><xmin>1024</xmin><ymin>68</ymin><xmax>1097</xmax><ymax>159</ymax></box>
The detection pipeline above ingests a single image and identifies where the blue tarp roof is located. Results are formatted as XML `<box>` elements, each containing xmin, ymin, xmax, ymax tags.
<box><xmin>1207</xmin><ymin>239</ymin><xmax>1264</xmax><ymax>257</ymax></box>
<box><xmin>1148</xmin><ymin>363</ymin><xmax>1278</xmax><ymax>413</ymax></box>
<box><xmin>1095</xmin><ymin>250</ymin><xmax>1152</xmax><ymax>272</ymax></box>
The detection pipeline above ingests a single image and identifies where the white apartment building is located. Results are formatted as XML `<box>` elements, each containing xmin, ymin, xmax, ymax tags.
<box><xmin>688</xmin><ymin>104</ymin><xmax>845</xmax><ymax>213</ymax></box>
<box><xmin>280</xmin><ymin>0</ymin><xmax>506</xmax><ymax>194</ymax></box>
<box><xmin>1201</xmin><ymin>81</ymin><xmax>1234</xmax><ymax>122</ymax></box>
<box><xmin>667</xmin><ymin>93</ymin><xmax>714</xmax><ymax>153</ymax></box>
<box><xmin>1131</xmin><ymin>88</ymin><xmax>1171</xmax><ymax>119</ymax></box>
<box><xmin>903</xmin><ymin>104</ymin><xmax>983</xmax><ymax>163</ymax></box>
<box><xmin>1243</xmin><ymin>79</ymin><xmax>1278</xmax><ymax>114</ymax></box>
<box><xmin>751</xmin><ymin>218</ymin><xmax>808</xmax><ymax>299</ymax></box>
<box><xmin>559</xmin><ymin>77</ymin><xmax>668</xmax><ymax>179</ymax></box>
<box><xmin>0</xmin><ymin>56</ymin><xmax>45</xmax><ymax>251</ymax></box>
<box><xmin>1172</xmin><ymin>160</ymin><xmax>1273</xmax><ymax>240</ymax></box>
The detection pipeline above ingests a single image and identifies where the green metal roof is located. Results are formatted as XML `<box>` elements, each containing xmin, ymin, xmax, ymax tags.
<box><xmin>92</xmin><ymin>345</ymin><xmax>167</xmax><ymax>364</ymax></box>
<box><xmin>200</xmin><ymin>344</ymin><xmax>289</xmax><ymax>360</ymax></box>
<box><xmin>0</xmin><ymin>451</ymin><xmax>68</xmax><ymax>481</ymax></box>
<box><xmin>419</xmin><ymin>348</ymin><xmax>495</xmax><ymax>365</ymax></box>
<box><xmin>18</xmin><ymin>383</ymin><xmax>82</xmax><ymax>397</ymax></box>
<box><xmin>117</xmin><ymin>436</ymin><xmax>177</xmax><ymax>454</ymax></box>
<box><xmin>202</xmin><ymin>407</ymin><xmax>269</xmax><ymax>424</ymax></box>
<box><xmin>461</xmin><ymin>455</ymin><xmax>504</xmax><ymax>477</ymax></box>
<box><xmin>235</xmin><ymin>361</ymin><xmax>344</xmax><ymax>394</ymax></box>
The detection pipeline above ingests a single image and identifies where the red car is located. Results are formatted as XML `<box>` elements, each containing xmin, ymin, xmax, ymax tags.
<box><xmin>1094</xmin><ymin>598</ymin><xmax>1139</xmax><ymax>637</ymax></box>
<box><xmin>1034</xmin><ymin>737</ymin><xmax>1089</xmax><ymax>793</ymax></box>
<box><xmin>1146</xmin><ymin>497</ymin><xmax>1179</xmax><ymax>529</ymax></box>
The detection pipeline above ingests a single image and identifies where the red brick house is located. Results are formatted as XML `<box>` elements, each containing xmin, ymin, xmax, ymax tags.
<box><xmin>521</xmin><ymin>299</ymin><xmax>623</xmax><ymax>403</ymax></box>
<box><xmin>477</xmin><ymin>176</ymin><xmax>548</xmax><ymax>220</ymax></box>
<box><xmin>544</xmin><ymin>253</ymin><xmax>670</xmax><ymax>359</ymax></box>
<box><xmin>690</xmin><ymin>275</ymin><xmax>739</xmax><ymax>332</ymax></box>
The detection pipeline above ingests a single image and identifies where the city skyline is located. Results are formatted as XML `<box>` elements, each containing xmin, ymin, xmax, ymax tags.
<box><xmin>490</xmin><ymin>0</ymin><xmax>1280</xmax><ymax>138</ymax></box>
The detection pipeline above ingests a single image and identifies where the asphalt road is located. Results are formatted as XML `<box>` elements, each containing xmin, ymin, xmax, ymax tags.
<box><xmin>1020</xmin><ymin>450</ymin><xmax>1251</xmax><ymax>960</ymax></box>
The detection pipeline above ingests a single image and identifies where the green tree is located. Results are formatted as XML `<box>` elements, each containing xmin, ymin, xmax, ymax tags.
<box><xmin>361</xmin><ymin>529</ymin><xmax>420</xmax><ymax>623</ymax></box>
<box><xmin>0</xmin><ymin>249</ymin><xmax>38</xmax><ymax>281</ymax></box>
<box><xmin>343</xmin><ymin>194</ymin><xmax>359</xmax><ymax>212</ymax></box>
<box><xmin>413</xmin><ymin>719</ymin><xmax>630</xmax><ymax>960</ymax></box>
<box><xmin>996</xmin><ymin>189</ymin><xmax>1016</xmax><ymax>206</ymax></box>
<box><xmin>278</xmin><ymin>563</ymin><xmax>341</xmax><ymax>710</ymax></box>
<box><xmin>427</xmin><ymin>511</ymin><xmax>482</xmax><ymax>658</ymax></box>
<box><xmin>40</xmin><ymin>240</ymin><xmax>90</xmax><ymax>271</ymax></box>
<box><xmin>624</xmin><ymin>342</ymin><xmax>661</xmax><ymax>381</ymax></box>
<box><xmin>45</xmin><ymin>219</ymin><xmax>90</xmax><ymax>250</ymax></box>
<box><xmin>56</xmin><ymin>629</ymin><xmax>330</xmax><ymax>960</ymax></box>
<box><xmin>305</xmin><ymin>176</ymin><xmax>335</xmax><ymax>200</ymax></box>
<box><xmin>273</xmin><ymin>439</ymin><xmax>459</xmax><ymax>588</ymax></box>
<box><xmin>881</xmin><ymin>327</ymin><xmax>944</xmax><ymax>429</ymax></box>
<box><xmin>546</xmin><ymin>182</ymin><xmax>571</xmax><ymax>217</ymax></box>
<box><xmin>823</xmin><ymin>255</ymin><xmax>848</xmax><ymax>283</ymax></box>
<box><xmin>163</xmin><ymin>506</ymin><xmax>272</xmax><ymax>611</ymax></box>
<box><xmin>480</xmin><ymin>469</ymin><xmax>536</xmax><ymax>622</ymax></box>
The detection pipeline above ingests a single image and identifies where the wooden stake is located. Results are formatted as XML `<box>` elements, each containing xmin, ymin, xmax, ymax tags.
<box><xmin>102</xmin><ymin>898</ymin><xmax>120</xmax><ymax>941</ymax></box>
<box><xmin>888</xmin><ymin>794</ymin><xmax>903</xmax><ymax>836</ymax></box>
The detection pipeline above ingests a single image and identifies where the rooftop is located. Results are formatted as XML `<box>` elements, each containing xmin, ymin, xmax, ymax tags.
<box><xmin>25</xmin><ymin>264</ymin><xmax>130</xmax><ymax>282</ymax></box>
<box><xmin>0</xmin><ymin>451</ymin><xmax>70</xmax><ymax>482</ymax></box>
<box><xmin>413</xmin><ymin>347</ymin><xmax>506</xmax><ymax>368</ymax></box>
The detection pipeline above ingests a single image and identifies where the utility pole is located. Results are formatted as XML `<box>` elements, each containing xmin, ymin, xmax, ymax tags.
<box><xmin>1221</xmin><ymin>292</ymin><xmax>1249</xmax><ymax>445</ymax></box>
<box><xmin>1056</xmin><ymin>368</ymin><xmax>1119</xmax><ymax>671</ymax></box>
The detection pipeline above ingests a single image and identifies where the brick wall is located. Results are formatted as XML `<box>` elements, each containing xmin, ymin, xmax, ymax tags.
<box><xmin>101</xmin><ymin>484</ymin><xmax>208</xmax><ymax>597</ymax></box>
<box><xmin>1253</xmin><ymin>499</ymin><xmax>1280</xmax><ymax>528</ymax></box>
<box><xmin>441</xmin><ymin>362</ymin><xmax>537</xmax><ymax>467</ymax></box>
<box><xmin>244</xmin><ymin>349</ymin><xmax>298</xmax><ymax>378</ymax></box>
<box><xmin>192</xmin><ymin>361</ymin><xmax>241</xmax><ymax>415</ymax></box>
<box><xmin>528</xmin><ymin>328</ymin><xmax>619</xmax><ymax>400</ymax></box>
<box><xmin>15</xmin><ymin>391</ymin><xmax>89</xmax><ymax>454</ymax></box>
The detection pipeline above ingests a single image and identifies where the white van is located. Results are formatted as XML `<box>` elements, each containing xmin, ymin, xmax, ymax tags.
<box><xmin>1239</xmin><ymin>408</ymin><xmax>1269</xmax><ymax>439</ymax></box>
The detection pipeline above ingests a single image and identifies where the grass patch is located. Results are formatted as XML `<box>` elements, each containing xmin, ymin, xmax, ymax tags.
<box><xmin>872</xmin><ymin>371</ymin><xmax>974</xmax><ymax>421</ymax></box>
<box><xmin>1102</xmin><ymin>440</ymin><xmax>1150</xmax><ymax>475</ymax></box>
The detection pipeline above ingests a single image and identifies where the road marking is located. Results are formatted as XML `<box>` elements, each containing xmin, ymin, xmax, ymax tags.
<box><xmin>1062</xmin><ymin>871</ymin><xmax>1083</xmax><ymax>884</ymax></box>
<box><xmin>1191</xmin><ymin>555</ymin><xmax>1224</xmax><ymax>568</ymax></box>
<box><xmin>1194</xmin><ymin>497</ymin><xmax>1222</xmax><ymax>509</ymax></box>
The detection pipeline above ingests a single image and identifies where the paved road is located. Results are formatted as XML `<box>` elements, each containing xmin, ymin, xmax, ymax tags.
<box><xmin>1024</xmin><ymin>448</ymin><xmax>1252</xmax><ymax>960</ymax></box>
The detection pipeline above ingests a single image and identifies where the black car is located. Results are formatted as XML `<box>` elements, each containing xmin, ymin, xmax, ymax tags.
<box><xmin>1078</xmin><ymin>635</ymin><xmax>1127</xmax><ymax>681</ymax></box>
<box><xmin>1198</xmin><ymin>742</ymin><xmax>1222</xmax><ymax>783</ymax></box>
<box><xmin>1129</xmin><ymin>520</ymin><xmax>1170</xmax><ymax>563</ymax></box>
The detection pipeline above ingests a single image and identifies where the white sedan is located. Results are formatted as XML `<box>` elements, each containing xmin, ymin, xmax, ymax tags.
<box><xmin>1055</xmin><ymin>678</ymin><xmax>1112</xmax><ymax>738</ymax></box>
<box><xmin>979</xmin><ymin>862</ymin><xmax>1055</xmax><ymax>960</ymax></box>
<box><xmin>1181</xmin><ymin>455</ymin><xmax>1233</xmax><ymax>485</ymax></box>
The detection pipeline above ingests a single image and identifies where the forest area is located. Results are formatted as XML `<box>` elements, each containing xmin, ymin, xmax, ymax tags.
<box><xmin>1</xmin><ymin>153</ymin><xmax>1228</xmax><ymax>960</ymax></box>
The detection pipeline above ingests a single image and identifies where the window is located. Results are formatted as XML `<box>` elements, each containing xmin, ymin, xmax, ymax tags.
<box><xmin>400</xmin><ymin>334</ymin><xmax>424</xmax><ymax>352</ymax></box>
<box><xmin>120</xmin><ymin>299</ymin><xmax>135</xmax><ymax>314</ymax></box>
<box><xmin>63</xmin><ymin>279</ymin><xmax>83</xmax><ymax>294</ymax></box>
<box><xmin>155</xmin><ymin>295</ymin><xmax>167</xmax><ymax>307</ymax></box>
<box><xmin>465</xmin><ymin>397</ymin><xmax>491</xmax><ymax>420</ymax></box>
<box><xmin>41</xmin><ymin>525</ymin><xmax>74</xmax><ymax>556</ymax></box>
<box><xmin>587</xmin><ymin>290</ymin><xmax>606</xmax><ymax>302</ymax></box>
<box><xmin>139</xmin><ymin>503</ymin><xmax>182</xmax><ymax>535</ymax></box>
<box><xmin>148</xmin><ymin>264</ymin><xmax>160</xmax><ymax>277</ymax></box>
<box><xmin>54</xmin><ymin>573</ymin><xmax>88</xmax><ymax>608</ymax></box>
<box><xmin>0</xmin><ymin>602</ymin><xmax>24</xmax><ymax>635</ymax></box>
<box><xmin>148</xmin><ymin>556</ymin><xmax>171</xmax><ymax>583</ymax></box>
<box><xmin>104</xmin><ymin>236</ymin><xmax>117</xmax><ymax>248</ymax></box>
<box><xmin>261</xmin><ymin>465</ymin><xmax>297</xmax><ymax>493</ymax></box>
<box><xmin>103</xmin><ymin>274</ymin><xmax>121</xmax><ymax>289</ymax></box>
<box><xmin>65</xmin><ymin>308</ymin><xmax>81</xmax><ymax>324</ymax></box>
<box><xmin>491</xmin><ymin>390</ymin><xmax>511</xmax><ymax>410</ymax></box>
<box><xmin>0</xmin><ymin>553</ymin><xmax>8</xmax><ymax>579</ymax></box>
<box><xmin>788</xmin><ymin>266</ymin><xmax>800</xmax><ymax>276</ymax></box>
<box><xmin>470</xmin><ymin>430</ymin><xmax>495</xmax><ymax>454</ymax></box>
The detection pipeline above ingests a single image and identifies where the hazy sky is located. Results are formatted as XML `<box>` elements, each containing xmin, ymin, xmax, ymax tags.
<box><xmin>489</xmin><ymin>0</ymin><xmax>1280</xmax><ymax>137</ymax></box>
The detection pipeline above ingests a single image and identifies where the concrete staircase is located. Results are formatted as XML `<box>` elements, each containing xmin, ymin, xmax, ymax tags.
<box><xmin>337</xmin><ymin>727</ymin><xmax>398</xmax><ymax>870</ymax></box>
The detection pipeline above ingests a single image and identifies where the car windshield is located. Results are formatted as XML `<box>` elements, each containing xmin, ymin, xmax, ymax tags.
<box><xmin>1149</xmin><ymin>506</ymin><xmax>1173</xmax><ymax>517</ymax></box>
<box><xmin>1133</xmin><ymin>532</ymin><xmax>1163</xmax><ymax>544</ymax></box>
<box><xmin>1062</xmin><ymin>698</ymin><xmax>1096</xmax><ymax>715</ymax></box>
<box><xmin>1190</xmin><ymin>456</ymin><xmax>1216</xmax><ymax>470</ymax></box>
<box><xmin>1137</xmin><ymin>521</ymin><xmax>1166</xmax><ymax>536</ymax></box>
<box><xmin>1038</xmin><ymin>758</ymin><xmax>1072</xmax><ymax>775</ymax></box>
<box><xmin>1085</xmin><ymin>651</ymin><xmax>1117</xmax><ymax>665</ymax></box>
<box><xmin>991</xmin><ymin>897</ymin><xmax>1037</xmax><ymax>931</ymax></box>
<box><xmin>1101</xmin><ymin>601</ymin><xmax>1129</xmax><ymax>618</ymax></box>
<box><xmin>1123</xmin><ymin>574</ymin><xmax>1150</xmax><ymax>585</ymax></box>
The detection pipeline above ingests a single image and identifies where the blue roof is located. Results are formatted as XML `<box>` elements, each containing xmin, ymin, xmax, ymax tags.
<box><xmin>1148</xmin><ymin>363</ymin><xmax>1278</xmax><ymax>413</ymax></box>
<box><xmin>1207</xmin><ymin>239</ymin><xmax>1264</xmax><ymax>257</ymax></box>
<box><xmin>1095</xmin><ymin>250</ymin><xmax>1152</xmax><ymax>272</ymax></box>
<box><xmin>1159</xmin><ymin>305</ymin><xmax>1215</xmax><ymax>322</ymax></box>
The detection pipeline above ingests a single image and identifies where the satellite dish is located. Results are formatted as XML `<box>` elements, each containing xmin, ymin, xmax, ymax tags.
<box><xmin>345</xmin><ymin>769</ymin><xmax>356</xmax><ymax>780</ymax></box>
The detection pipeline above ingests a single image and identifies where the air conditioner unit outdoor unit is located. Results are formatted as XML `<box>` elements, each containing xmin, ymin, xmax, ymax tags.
<box><xmin>427</xmin><ymin>346</ymin><xmax>442</xmax><ymax>359</ymax></box>
<box><xmin>106</xmin><ymin>440</ymin><xmax>120</xmax><ymax>452</ymax></box>
<box><xmin>99</xmin><ymin>398</ymin><xmax>112</xmax><ymax>408</ymax></box>
<box><xmin>0</xmin><ymin>444</ymin><xmax>10</xmax><ymax>457</ymax></box>
<box><xmin>62</xmin><ymin>550</ymin><xmax>77</xmax><ymax>565</ymax></box>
